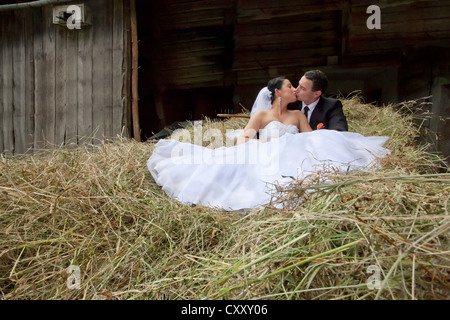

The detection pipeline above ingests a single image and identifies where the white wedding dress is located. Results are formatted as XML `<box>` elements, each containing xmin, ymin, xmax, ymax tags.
<box><xmin>147</xmin><ymin>121</ymin><xmax>390</xmax><ymax>211</ymax></box>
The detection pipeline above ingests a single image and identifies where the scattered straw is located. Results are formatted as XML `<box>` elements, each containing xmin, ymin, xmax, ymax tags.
<box><xmin>0</xmin><ymin>96</ymin><xmax>448</xmax><ymax>300</ymax></box>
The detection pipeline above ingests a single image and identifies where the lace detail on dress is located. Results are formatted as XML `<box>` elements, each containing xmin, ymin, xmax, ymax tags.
<box><xmin>258</xmin><ymin>121</ymin><xmax>299</xmax><ymax>141</ymax></box>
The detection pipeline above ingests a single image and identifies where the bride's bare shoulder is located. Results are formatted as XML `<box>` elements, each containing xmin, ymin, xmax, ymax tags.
<box><xmin>287</xmin><ymin>109</ymin><xmax>305</xmax><ymax>119</ymax></box>
<box><xmin>253</xmin><ymin>109</ymin><xmax>270</xmax><ymax>115</ymax></box>
<box><xmin>251</xmin><ymin>110</ymin><xmax>270</xmax><ymax>120</ymax></box>
<box><xmin>247</xmin><ymin>110</ymin><xmax>269</xmax><ymax>128</ymax></box>
<box><xmin>286</xmin><ymin>110</ymin><xmax>307</xmax><ymax>127</ymax></box>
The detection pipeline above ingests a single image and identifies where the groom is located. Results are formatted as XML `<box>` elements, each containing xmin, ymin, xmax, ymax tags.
<box><xmin>288</xmin><ymin>70</ymin><xmax>348</xmax><ymax>132</ymax></box>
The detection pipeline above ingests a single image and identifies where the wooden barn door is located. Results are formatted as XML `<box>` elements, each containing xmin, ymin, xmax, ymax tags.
<box><xmin>135</xmin><ymin>0</ymin><xmax>236</xmax><ymax>141</ymax></box>
<box><xmin>0</xmin><ymin>0</ymin><xmax>131</xmax><ymax>155</ymax></box>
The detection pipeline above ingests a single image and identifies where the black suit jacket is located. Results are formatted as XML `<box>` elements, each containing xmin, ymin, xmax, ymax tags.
<box><xmin>288</xmin><ymin>96</ymin><xmax>348</xmax><ymax>131</ymax></box>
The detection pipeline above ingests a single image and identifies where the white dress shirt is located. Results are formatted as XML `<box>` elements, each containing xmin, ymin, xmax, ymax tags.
<box><xmin>302</xmin><ymin>98</ymin><xmax>320</xmax><ymax>123</ymax></box>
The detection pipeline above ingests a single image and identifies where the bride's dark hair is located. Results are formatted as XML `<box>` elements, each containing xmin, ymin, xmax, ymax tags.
<box><xmin>267</xmin><ymin>76</ymin><xmax>286</xmax><ymax>103</ymax></box>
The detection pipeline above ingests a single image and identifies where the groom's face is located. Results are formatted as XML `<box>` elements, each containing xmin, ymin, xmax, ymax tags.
<box><xmin>295</xmin><ymin>76</ymin><xmax>321</xmax><ymax>105</ymax></box>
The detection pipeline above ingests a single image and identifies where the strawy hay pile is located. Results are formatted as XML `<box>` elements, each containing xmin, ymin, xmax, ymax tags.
<box><xmin>1</xmin><ymin>96</ymin><xmax>449</xmax><ymax>300</ymax></box>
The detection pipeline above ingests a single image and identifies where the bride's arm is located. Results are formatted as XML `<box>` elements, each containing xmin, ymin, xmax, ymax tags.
<box><xmin>297</xmin><ymin>111</ymin><xmax>312</xmax><ymax>132</ymax></box>
<box><xmin>236</xmin><ymin>112</ymin><xmax>264</xmax><ymax>145</ymax></box>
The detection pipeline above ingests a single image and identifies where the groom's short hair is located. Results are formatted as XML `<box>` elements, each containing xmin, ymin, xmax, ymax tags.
<box><xmin>304</xmin><ymin>70</ymin><xmax>328</xmax><ymax>96</ymax></box>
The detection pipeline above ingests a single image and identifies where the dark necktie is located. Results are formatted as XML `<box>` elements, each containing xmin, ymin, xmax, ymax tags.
<box><xmin>304</xmin><ymin>106</ymin><xmax>310</xmax><ymax>120</ymax></box>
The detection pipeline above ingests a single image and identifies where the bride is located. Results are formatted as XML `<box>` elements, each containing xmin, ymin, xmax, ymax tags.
<box><xmin>147</xmin><ymin>77</ymin><xmax>390</xmax><ymax>211</ymax></box>
<box><xmin>236</xmin><ymin>76</ymin><xmax>312</xmax><ymax>145</ymax></box>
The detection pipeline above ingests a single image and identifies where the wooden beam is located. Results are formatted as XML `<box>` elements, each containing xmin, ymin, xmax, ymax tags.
<box><xmin>55</xmin><ymin>22</ymin><xmax>68</xmax><ymax>148</ymax></box>
<box><xmin>154</xmin><ymin>92</ymin><xmax>166</xmax><ymax>128</ymax></box>
<box><xmin>236</xmin><ymin>3</ymin><xmax>347</xmax><ymax>23</ymax></box>
<box><xmin>103</xmin><ymin>2</ymin><xmax>114</xmax><ymax>141</ymax></box>
<box><xmin>112</xmin><ymin>0</ymin><xmax>125</xmax><ymax>139</ymax></box>
<box><xmin>1</xmin><ymin>11</ymin><xmax>13</xmax><ymax>154</ymax></box>
<box><xmin>77</xmin><ymin>11</ymin><xmax>94</xmax><ymax>147</ymax></box>
<box><xmin>92</xmin><ymin>1</ymin><xmax>106</xmax><ymax>146</ymax></box>
<box><xmin>123</xmin><ymin>0</ymin><xmax>132</xmax><ymax>138</ymax></box>
<box><xmin>341</xmin><ymin>2</ymin><xmax>350</xmax><ymax>58</ymax></box>
<box><xmin>13</xmin><ymin>10</ymin><xmax>26</xmax><ymax>154</ymax></box>
<box><xmin>130</xmin><ymin>0</ymin><xmax>140</xmax><ymax>142</ymax></box>
<box><xmin>24</xmin><ymin>8</ymin><xmax>35</xmax><ymax>154</ymax></box>
<box><xmin>65</xmin><ymin>27</ymin><xmax>78</xmax><ymax>148</ymax></box>
<box><xmin>217</xmin><ymin>114</ymin><xmax>250</xmax><ymax>119</ymax></box>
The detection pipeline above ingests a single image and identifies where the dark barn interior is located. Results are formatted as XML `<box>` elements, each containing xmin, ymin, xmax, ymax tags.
<box><xmin>136</xmin><ymin>0</ymin><xmax>237</xmax><ymax>139</ymax></box>
<box><xmin>134</xmin><ymin>0</ymin><xmax>450</xmax><ymax>158</ymax></box>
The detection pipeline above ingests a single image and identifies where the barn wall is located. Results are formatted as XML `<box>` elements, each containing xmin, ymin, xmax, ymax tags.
<box><xmin>136</xmin><ymin>0</ymin><xmax>450</xmax><ymax>136</ymax></box>
<box><xmin>2</xmin><ymin>0</ymin><xmax>449</xmax><ymax>159</ymax></box>
<box><xmin>133</xmin><ymin>0</ymin><xmax>450</xmax><ymax>161</ymax></box>
<box><xmin>364</xmin><ymin>68</ymin><xmax>399</xmax><ymax>105</ymax></box>
<box><xmin>0</xmin><ymin>0</ymin><xmax>131</xmax><ymax>154</ymax></box>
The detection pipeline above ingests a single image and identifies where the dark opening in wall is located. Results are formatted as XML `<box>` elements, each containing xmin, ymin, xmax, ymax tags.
<box><xmin>135</xmin><ymin>0</ymin><xmax>236</xmax><ymax>141</ymax></box>
<box><xmin>364</xmin><ymin>88</ymin><xmax>382</xmax><ymax>106</ymax></box>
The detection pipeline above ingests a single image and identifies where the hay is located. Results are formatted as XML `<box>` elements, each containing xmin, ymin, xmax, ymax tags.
<box><xmin>0</xmin><ymin>96</ymin><xmax>449</xmax><ymax>300</ymax></box>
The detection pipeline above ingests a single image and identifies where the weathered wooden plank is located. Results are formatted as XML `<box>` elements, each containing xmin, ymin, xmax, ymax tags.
<box><xmin>158</xmin><ymin>72</ymin><xmax>225</xmax><ymax>88</ymax></box>
<box><xmin>234</xmin><ymin>13</ymin><xmax>338</xmax><ymax>36</ymax></box>
<box><xmin>113</xmin><ymin>0</ymin><xmax>125</xmax><ymax>138</ymax></box>
<box><xmin>77</xmin><ymin>17</ymin><xmax>94</xmax><ymax>146</ymax></box>
<box><xmin>103</xmin><ymin>1</ymin><xmax>114</xmax><ymax>141</ymax></box>
<box><xmin>2</xmin><ymin>11</ymin><xmax>14</xmax><ymax>154</ymax></box>
<box><xmin>33</xmin><ymin>7</ymin><xmax>46</xmax><ymax>150</ymax></box>
<box><xmin>163</xmin><ymin>32</ymin><xmax>218</xmax><ymax>44</ymax></box>
<box><xmin>24</xmin><ymin>7</ymin><xmax>35</xmax><ymax>154</ymax></box>
<box><xmin>233</xmin><ymin>56</ymin><xmax>326</xmax><ymax>72</ymax></box>
<box><xmin>347</xmin><ymin>39</ymin><xmax>406</xmax><ymax>53</ymax></box>
<box><xmin>130</xmin><ymin>0</ymin><xmax>140</xmax><ymax>142</ymax></box>
<box><xmin>411</xmin><ymin>0</ymin><xmax>450</xmax><ymax>8</ymax></box>
<box><xmin>43</xmin><ymin>6</ymin><xmax>56</xmax><ymax>148</ymax></box>
<box><xmin>235</xmin><ymin>46</ymin><xmax>338</xmax><ymax>63</ymax></box>
<box><xmin>349</xmin><ymin>17</ymin><xmax>450</xmax><ymax>36</ymax></box>
<box><xmin>403</xmin><ymin>36</ymin><xmax>450</xmax><ymax>48</ymax></box>
<box><xmin>158</xmin><ymin>58</ymin><xmax>223</xmax><ymax>71</ymax></box>
<box><xmin>349</xmin><ymin>30</ymin><xmax>450</xmax><ymax>42</ymax></box>
<box><xmin>405</xmin><ymin>18</ymin><xmax>450</xmax><ymax>33</ymax></box>
<box><xmin>92</xmin><ymin>0</ymin><xmax>107</xmax><ymax>145</ymax></box>
<box><xmin>340</xmin><ymin>53</ymin><xmax>400</xmax><ymax>67</ymax></box>
<box><xmin>341</xmin><ymin>3</ymin><xmax>350</xmax><ymax>57</ymax></box>
<box><xmin>160</xmin><ymin>47</ymin><xmax>225</xmax><ymax>60</ymax></box>
<box><xmin>235</xmin><ymin>69</ymin><xmax>278</xmax><ymax>86</ymax></box>
<box><xmin>162</xmin><ymin>0</ymin><xmax>233</xmax><ymax>14</ymax></box>
<box><xmin>239</xmin><ymin>0</ymin><xmax>343</xmax><ymax>9</ymax></box>
<box><xmin>161</xmin><ymin>66</ymin><xmax>224</xmax><ymax>82</ymax></box>
<box><xmin>158</xmin><ymin>9</ymin><xmax>225</xmax><ymax>30</ymax></box>
<box><xmin>0</xmin><ymin>13</ymin><xmax>4</xmax><ymax>153</ymax></box>
<box><xmin>235</xmin><ymin>30</ymin><xmax>339</xmax><ymax>49</ymax></box>
<box><xmin>158</xmin><ymin>7</ymin><xmax>225</xmax><ymax>21</ymax></box>
<box><xmin>349</xmin><ymin>3</ymin><xmax>450</xmax><ymax>28</ymax></box>
<box><xmin>351</xmin><ymin>1</ymin><xmax>450</xmax><ymax>14</ymax></box>
<box><xmin>160</xmin><ymin>39</ymin><xmax>225</xmax><ymax>57</ymax></box>
<box><xmin>236</xmin><ymin>2</ymin><xmax>347</xmax><ymax>23</ymax></box>
<box><xmin>123</xmin><ymin>0</ymin><xmax>132</xmax><ymax>138</ymax></box>
<box><xmin>13</xmin><ymin>10</ymin><xmax>27</xmax><ymax>154</ymax></box>
<box><xmin>154</xmin><ymin>92</ymin><xmax>166</xmax><ymax>129</ymax></box>
<box><xmin>351</xmin><ymin>3</ymin><xmax>408</xmax><ymax>15</ymax></box>
<box><xmin>159</xmin><ymin>57</ymin><xmax>217</xmax><ymax>71</ymax></box>
<box><xmin>348</xmin><ymin>38</ymin><xmax>450</xmax><ymax>53</ymax></box>
<box><xmin>65</xmin><ymin>28</ymin><xmax>78</xmax><ymax>147</ymax></box>
<box><xmin>55</xmin><ymin>25</ymin><xmax>68</xmax><ymax>147</ymax></box>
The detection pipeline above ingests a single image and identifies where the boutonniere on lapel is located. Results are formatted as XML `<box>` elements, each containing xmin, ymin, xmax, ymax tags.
<box><xmin>317</xmin><ymin>123</ymin><xmax>325</xmax><ymax>130</ymax></box>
